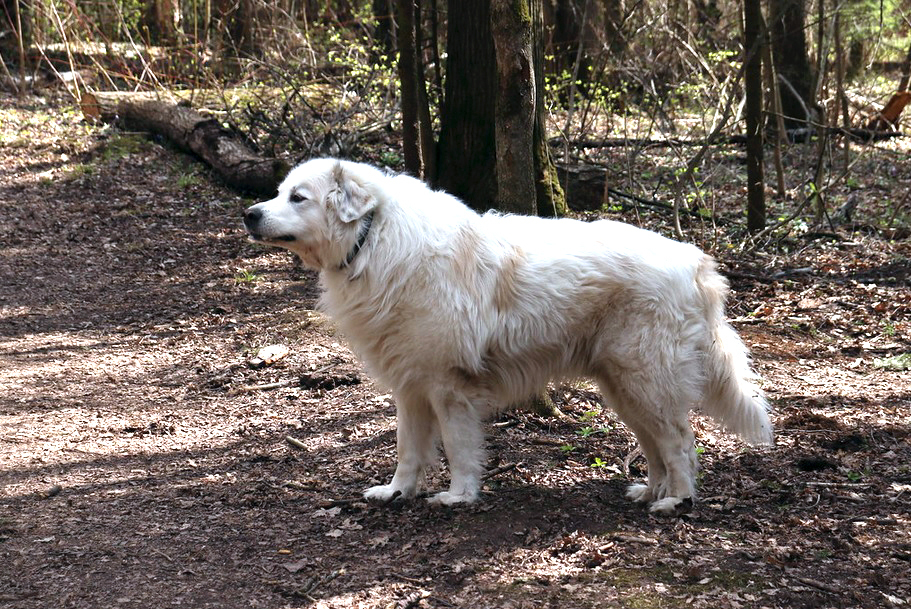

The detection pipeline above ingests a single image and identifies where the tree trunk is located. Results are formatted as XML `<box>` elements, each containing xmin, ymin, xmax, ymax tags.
<box><xmin>762</xmin><ymin>12</ymin><xmax>788</xmax><ymax>198</ymax></box>
<box><xmin>897</xmin><ymin>39</ymin><xmax>911</xmax><ymax>92</ymax></box>
<box><xmin>745</xmin><ymin>0</ymin><xmax>766</xmax><ymax>231</ymax></box>
<box><xmin>437</xmin><ymin>0</ymin><xmax>564</xmax><ymax>418</ymax></box>
<box><xmin>81</xmin><ymin>93</ymin><xmax>288</xmax><ymax>196</ymax></box>
<box><xmin>549</xmin><ymin>0</ymin><xmax>594</xmax><ymax>97</ymax></box>
<box><xmin>491</xmin><ymin>0</ymin><xmax>537</xmax><ymax>214</ymax></box>
<box><xmin>531</xmin><ymin>0</ymin><xmax>565</xmax><ymax>216</ymax></box>
<box><xmin>143</xmin><ymin>0</ymin><xmax>181</xmax><ymax>44</ymax></box>
<box><xmin>415</xmin><ymin>1</ymin><xmax>436</xmax><ymax>180</ymax></box>
<box><xmin>396</xmin><ymin>0</ymin><xmax>422</xmax><ymax>177</ymax></box>
<box><xmin>213</xmin><ymin>0</ymin><xmax>256</xmax><ymax>75</ymax></box>
<box><xmin>768</xmin><ymin>0</ymin><xmax>814</xmax><ymax>129</ymax></box>
<box><xmin>1</xmin><ymin>0</ymin><xmax>31</xmax><ymax>85</ymax></box>
<box><xmin>438</xmin><ymin>0</ymin><xmax>562</xmax><ymax>215</ymax></box>
<box><xmin>436</xmin><ymin>0</ymin><xmax>498</xmax><ymax>208</ymax></box>
<box><xmin>372</xmin><ymin>0</ymin><xmax>396</xmax><ymax>62</ymax></box>
<box><xmin>396</xmin><ymin>0</ymin><xmax>435</xmax><ymax>180</ymax></box>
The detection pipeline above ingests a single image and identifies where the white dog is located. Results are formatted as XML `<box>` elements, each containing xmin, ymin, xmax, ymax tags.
<box><xmin>243</xmin><ymin>158</ymin><xmax>772</xmax><ymax>513</ymax></box>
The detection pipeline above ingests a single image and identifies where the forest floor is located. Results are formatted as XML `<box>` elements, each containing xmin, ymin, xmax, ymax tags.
<box><xmin>1</xmin><ymin>92</ymin><xmax>909</xmax><ymax>609</ymax></box>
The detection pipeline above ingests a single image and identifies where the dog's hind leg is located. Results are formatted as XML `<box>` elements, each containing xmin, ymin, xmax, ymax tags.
<box><xmin>601</xmin><ymin>378</ymin><xmax>697</xmax><ymax>514</ymax></box>
<box><xmin>641</xmin><ymin>413</ymin><xmax>697</xmax><ymax>514</ymax></box>
<box><xmin>426</xmin><ymin>388</ymin><xmax>486</xmax><ymax>505</ymax></box>
<box><xmin>617</xmin><ymin>406</ymin><xmax>697</xmax><ymax>513</ymax></box>
<box><xmin>364</xmin><ymin>392</ymin><xmax>437</xmax><ymax>502</ymax></box>
<box><xmin>605</xmin><ymin>397</ymin><xmax>668</xmax><ymax>504</ymax></box>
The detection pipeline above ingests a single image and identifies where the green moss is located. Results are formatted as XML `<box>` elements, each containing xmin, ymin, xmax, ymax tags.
<box><xmin>514</xmin><ymin>0</ymin><xmax>532</xmax><ymax>25</ymax></box>
<box><xmin>101</xmin><ymin>133</ymin><xmax>148</xmax><ymax>162</ymax></box>
<box><xmin>535</xmin><ymin>145</ymin><xmax>566</xmax><ymax>217</ymax></box>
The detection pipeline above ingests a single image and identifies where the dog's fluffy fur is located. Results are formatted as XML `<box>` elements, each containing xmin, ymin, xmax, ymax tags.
<box><xmin>244</xmin><ymin>158</ymin><xmax>772</xmax><ymax>513</ymax></box>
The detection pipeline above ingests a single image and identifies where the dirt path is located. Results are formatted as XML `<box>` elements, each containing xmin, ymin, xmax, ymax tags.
<box><xmin>1</xmin><ymin>95</ymin><xmax>909</xmax><ymax>608</ymax></box>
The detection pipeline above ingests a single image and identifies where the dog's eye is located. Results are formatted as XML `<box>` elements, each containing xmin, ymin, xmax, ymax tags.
<box><xmin>289</xmin><ymin>192</ymin><xmax>308</xmax><ymax>204</ymax></box>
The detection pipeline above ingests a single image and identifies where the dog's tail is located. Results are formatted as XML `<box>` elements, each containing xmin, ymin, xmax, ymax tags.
<box><xmin>696</xmin><ymin>257</ymin><xmax>774</xmax><ymax>445</ymax></box>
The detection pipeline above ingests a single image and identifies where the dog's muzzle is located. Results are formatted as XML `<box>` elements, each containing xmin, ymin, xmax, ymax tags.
<box><xmin>243</xmin><ymin>206</ymin><xmax>263</xmax><ymax>235</ymax></box>
<box><xmin>243</xmin><ymin>206</ymin><xmax>297</xmax><ymax>243</ymax></box>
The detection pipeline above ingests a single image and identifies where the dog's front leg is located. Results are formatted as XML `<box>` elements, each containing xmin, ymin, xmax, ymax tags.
<box><xmin>364</xmin><ymin>394</ymin><xmax>436</xmax><ymax>502</ymax></box>
<box><xmin>427</xmin><ymin>389</ymin><xmax>485</xmax><ymax>505</ymax></box>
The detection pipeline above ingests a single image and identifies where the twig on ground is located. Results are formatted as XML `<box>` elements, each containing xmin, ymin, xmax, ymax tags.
<box><xmin>304</xmin><ymin>361</ymin><xmax>343</xmax><ymax>376</ymax></box>
<box><xmin>390</xmin><ymin>573</ymin><xmax>426</xmax><ymax>585</ymax></box>
<box><xmin>296</xmin><ymin>568</ymin><xmax>345</xmax><ymax>598</ymax></box>
<box><xmin>492</xmin><ymin>419</ymin><xmax>520</xmax><ymax>429</ymax></box>
<box><xmin>607</xmin><ymin>533</ymin><xmax>659</xmax><ymax>546</ymax></box>
<box><xmin>151</xmin><ymin>547</ymin><xmax>175</xmax><ymax>562</ymax></box>
<box><xmin>229</xmin><ymin>378</ymin><xmax>297</xmax><ymax>395</ymax></box>
<box><xmin>804</xmin><ymin>481</ymin><xmax>872</xmax><ymax>488</ymax></box>
<box><xmin>723</xmin><ymin>270</ymin><xmax>776</xmax><ymax>284</ymax></box>
<box><xmin>286</xmin><ymin>436</ymin><xmax>307</xmax><ymax>451</ymax></box>
<box><xmin>793</xmin><ymin>575</ymin><xmax>840</xmax><ymax>594</ymax></box>
<box><xmin>482</xmin><ymin>463</ymin><xmax>518</xmax><ymax>480</ymax></box>
<box><xmin>622</xmin><ymin>446</ymin><xmax>643</xmax><ymax>475</ymax></box>
<box><xmin>801</xmin><ymin>231</ymin><xmax>847</xmax><ymax>242</ymax></box>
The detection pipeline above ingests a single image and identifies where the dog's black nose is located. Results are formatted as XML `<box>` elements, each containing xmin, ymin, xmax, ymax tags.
<box><xmin>243</xmin><ymin>207</ymin><xmax>263</xmax><ymax>230</ymax></box>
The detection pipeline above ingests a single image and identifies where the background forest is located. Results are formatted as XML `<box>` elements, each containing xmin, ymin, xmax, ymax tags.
<box><xmin>1</xmin><ymin>1</ymin><xmax>910</xmax><ymax>609</ymax></box>
<box><xmin>3</xmin><ymin>0</ymin><xmax>911</xmax><ymax>233</ymax></box>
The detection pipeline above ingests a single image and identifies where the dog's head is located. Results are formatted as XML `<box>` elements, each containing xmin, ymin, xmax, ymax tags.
<box><xmin>243</xmin><ymin>158</ymin><xmax>381</xmax><ymax>269</ymax></box>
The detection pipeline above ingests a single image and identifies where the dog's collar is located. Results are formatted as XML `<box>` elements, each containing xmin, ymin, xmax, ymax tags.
<box><xmin>341</xmin><ymin>210</ymin><xmax>375</xmax><ymax>269</ymax></box>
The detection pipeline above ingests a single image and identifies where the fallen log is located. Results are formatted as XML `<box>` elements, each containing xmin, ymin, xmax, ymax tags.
<box><xmin>551</xmin><ymin>127</ymin><xmax>904</xmax><ymax>150</ymax></box>
<box><xmin>556</xmin><ymin>163</ymin><xmax>730</xmax><ymax>224</ymax></box>
<box><xmin>81</xmin><ymin>91</ymin><xmax>288</xmax><ymax>196</ymax></box>
<box><xmin>548</xmin><ymin>135</ymin><xmax>746</xmax><ymax>149</ymax></box>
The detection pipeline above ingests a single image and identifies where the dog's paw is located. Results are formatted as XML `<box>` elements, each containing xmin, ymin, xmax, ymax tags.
<box><xmin>625</xmin><ymin>483</ymin><xmax>652</xmax><ymax>503</ymax></box>
<box><xmin>363</xmin><ymin>484</ymin><xmax>410</xmax><ymax>503</ymax></box>
<box><xmin>426</xmin><ymin>490</ymin><xmax>478</xmax><ymax>506</ymax></box>
<box><xmin>648</xmin><ymin>496</ymin><xmax>693</xmax><ymax>515</ymax></box>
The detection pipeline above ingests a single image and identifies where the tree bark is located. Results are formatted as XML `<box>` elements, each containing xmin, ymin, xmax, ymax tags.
<box><xmin>213</xmin><ymin>0</ymin><xmax>256</xmax><ymax>76</ymax></box>
<box><xmin>436</xmin><ymin>0</ymin><xmax>498</xmax><ymax>208</ymax></box>
<box><xmin>396</xmin><ymin>0</ymin><xmax>435</xmax><ymax>179</ymax></box>
<box><xmin>768</xmin><ymin>0</ymin><xmax>814</xmax><ymax>129</ymax></box>
<box><xmin>549</xmin><ymin>0</ymin><xmax>594</xmax><ymax>96</ymax></box>
<box><xmin>1</xmin><ymin>0</ymin><xmax>31</xmax><ymax>87</ymax></box>
<box><xmin>438</xmin><ymin>0</ymin><xmax>562</xmax><ymax>215</ymax></box>
<box><xmin>745</xmin><ymin>0</ymin><xmax>766</xmax><ymax>231</ymax></box>
<box><xmin>491</xmin><ymin>0</ymin><xmax>537</xmax><ymax>214</ymax></box>
<box><xmin>142</xmin><ymin>0</ymin><xmax>181</xmax><ymax>44</ymax></box>
<box><xmin>396</xmin><ymin>0</ymin><xmax>422</xmax><ymax>177</ymax></box>
<box><xmin>897</xmin><ymin>39</ymin><xmax>911</xmax><ymax>92</ymax></box>
<box><xmin>81</xmin><ymin>93</ymin><xmax>288</xmax><ymax>196</ymax></box>
<box><xmin>414</xmin><ymin>1</ymin><xmax>436</xmax><ymax>179</ymax></box>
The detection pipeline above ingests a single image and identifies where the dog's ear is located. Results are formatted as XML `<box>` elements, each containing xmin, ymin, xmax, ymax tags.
<box><xmin>329</xmin><ymin>162</ymin><xmax>376</xmax><ymax>223</ymax></box>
